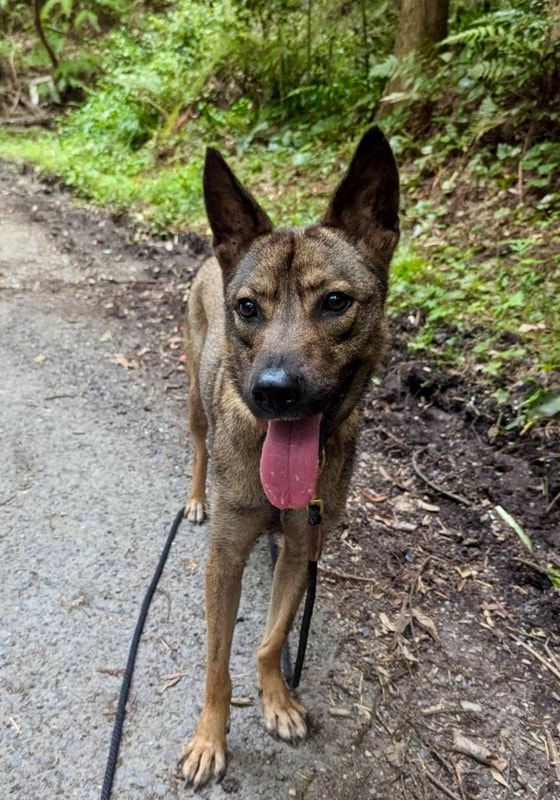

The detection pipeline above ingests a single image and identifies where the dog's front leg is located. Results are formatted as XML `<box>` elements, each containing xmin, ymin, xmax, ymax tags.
<box><xmin>181</xmin><ymin>505</ymin><xmax>267</xmax><ymax>788</ymax></box>
<box><xmin>258</xmin><ymin>516</ymin><xmax>309</xmax><ymax>742</ymax></box>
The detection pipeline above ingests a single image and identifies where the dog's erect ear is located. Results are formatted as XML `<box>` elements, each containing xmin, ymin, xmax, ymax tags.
<box><xmin>322</xmin><ymin>127</ymin><xmax>399</xmax><ymax>277</ymax></box>
<box><xmin>203</xmin><ymin>148</ymin><xmax>273</xmax><ymax>276</ymax></box>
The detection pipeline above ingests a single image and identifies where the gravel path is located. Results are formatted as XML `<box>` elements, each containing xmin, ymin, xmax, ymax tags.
<box><xmin>0</xmin><ymin>173</ymin><xmax>353</xmax><ymax>799</ymax></box>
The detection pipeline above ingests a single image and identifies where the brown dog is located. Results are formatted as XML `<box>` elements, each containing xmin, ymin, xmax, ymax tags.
<box><xmin>179</xmin><ymin>126</ymin><xmax>399</xmax><ymax>787</ymax></box>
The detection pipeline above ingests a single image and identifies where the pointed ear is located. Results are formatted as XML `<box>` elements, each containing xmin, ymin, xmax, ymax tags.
<box><xmin>322</xmin><ymin>127</ymin><xmax>400</xmax><ymax>275</ymax></box>
<box><xmin>203</xmin><ymin>148</ymin><xmax>273</xmax><ymax>276</ymax></box>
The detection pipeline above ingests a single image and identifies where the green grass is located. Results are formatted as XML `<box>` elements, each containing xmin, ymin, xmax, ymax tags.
<box><xmin>391</xmin><ymin>240</ymin><xmax>560</xmax><ymax>376</ymax></box>
<box><xmin>0</xmin><ymin>125</ymin><xmax>341</xmax><ymax>230</ymax></box>
<box><xmin>0</xmin><ymin>129</ymin><xmax>205</xmax><ymax>227</ymax></box>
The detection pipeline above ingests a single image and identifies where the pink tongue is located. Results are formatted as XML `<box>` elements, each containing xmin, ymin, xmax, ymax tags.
<box><xmin>259</xmin><ymin>414</ymin><xmax>322</xmax><ymax>510</ymax></box>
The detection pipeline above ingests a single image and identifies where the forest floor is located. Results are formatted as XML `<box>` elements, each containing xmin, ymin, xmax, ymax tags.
<box><xmin>1</xmin><ymin>160</ymin><xmax>559</xmax><ymax>800</ymax></box>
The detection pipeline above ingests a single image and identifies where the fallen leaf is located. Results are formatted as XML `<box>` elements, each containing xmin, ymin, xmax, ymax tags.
<box><xmin>455</xmin><ymin>566</ymin><xmax>476</xmax><ymax>580</ymax></box>
<box><xmin>385</xmin><ymin>740</ymin><xmax>407</xmax><ymax>767</ymax></box>
<box><xmin>412</xmin><ymin>607</ymin><xmax>439</xmax><ymax>639</ymax></box>
<box><xmin>379</xmin><ymin>612</ymin><xmax>397</xmax><ymax>632</ymax></box>
<box><xmin>490</xmin><ymin>769</ymin><xmax>510</xmax><ymax>788</ymax></box>
<box><xmin>483</xmin><ymin>608</ymin><xmax>495</xmax><ymax>628</ymax></box>
<box><xmin>400</xmin><ymin>643</ymin><xmax>418</xmax><ymax>663</ymax></box>
<box><xmin>160</xmin><ymin>671</ymin><xmax>187</xmax><ymax>691</ymax></box>
<box><xmin>107</xmin><ymin>353</ymin><xmax>138</xmax><ymax>369</ymax></box>
<box><xmin>391</xmin><ymin>494</ymin><xmax>417</xmax><ymax>513</ymax></box>
<box><xmin>97</xmin><ymin>666</ymin><xmax>124</xmax><ymax>677</ymax></box>
<box><xmin>362</xmin><ymin>489</ymin><xmax>388</xmax><ymax>503</ymax></box>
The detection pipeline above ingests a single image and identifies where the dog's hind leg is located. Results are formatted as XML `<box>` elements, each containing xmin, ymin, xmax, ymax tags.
<box><xmin>185</xmin><ymin>372</ymin><xmax>208</xmax><ymax>523</ymax></box>
<box><xmin>257</xmin><ymin>518</ymin><xmax>309</xmax><ymax>742</ymax></box>
<box><xmin>184</xmin><ymin>274</ymin><xmax>210</xmax><ymax>524</ymax></box>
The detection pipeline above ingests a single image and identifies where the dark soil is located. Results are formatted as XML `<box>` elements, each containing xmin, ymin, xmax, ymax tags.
<box><xmin>3</xmin><ymin>160</ymin><xmax>559</xmax><ymax>800</ymax></box>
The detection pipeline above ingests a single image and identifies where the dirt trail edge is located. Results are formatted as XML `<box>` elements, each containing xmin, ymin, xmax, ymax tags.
<box><xmin>1</xmin><ymin>162</ymin><xmax>559</xmax><ymax>800</ymax></box>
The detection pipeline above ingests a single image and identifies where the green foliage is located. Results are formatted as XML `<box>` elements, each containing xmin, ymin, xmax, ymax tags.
<box><xmin>389</xmin><ymin>221</ymin><xmax>560</xmax><ymax>379</ymax></box>
<box><xmin>442</xmin><ymin>2</ymin><xmax>559</xmax><ymax>126</ymax></box>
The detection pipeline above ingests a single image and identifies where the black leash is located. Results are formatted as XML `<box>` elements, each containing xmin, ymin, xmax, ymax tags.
<box><xmin>268</xmin><ymin>499</ymin><xmax>323</xmax><ymax>689</ymax></box>
<box><xmin>290</xmin><ymin>560</ymin><xmax>318</xmax><ymax>689</ymax></box>
<box><xmin>100</xmin><ymin>506</ymin><xmax>185</xmax><ymax>800</ymax></box>
<box><xmin>100</xmin><ymin>504</ymin><xmax>321</xmax><ymax>799</ymax></box>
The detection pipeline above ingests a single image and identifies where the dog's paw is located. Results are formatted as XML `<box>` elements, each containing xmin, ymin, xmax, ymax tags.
<box><xmin>179</xmin><ymin>734</ymin><xmax>226</xmax><ymax>788</ymax></box>
<box><xmin>185</xmin><ymin>498</ymin><xmax>206</xmax><ymax>524</ymax></box>
<box><xmin>261</xmin><ymin>686</ymin><xmax>308</xmax><ymax>743</ymax></box>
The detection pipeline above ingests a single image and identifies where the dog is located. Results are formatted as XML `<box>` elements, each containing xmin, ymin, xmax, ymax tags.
<box><xmin>179</xmin><ymin>126</ymin><xmax>399</xmax><ymax>788</ymax></box>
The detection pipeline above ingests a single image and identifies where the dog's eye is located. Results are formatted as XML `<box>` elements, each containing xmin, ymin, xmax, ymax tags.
<box><xmin>237</xmin><ymin>298</ymin><xmax>258</xmax><ymax>319</ymax></box>
<box><xmin>322</xmin><ymin>292</ymin><xmax>352</xmax><ymax>314</ymax></box>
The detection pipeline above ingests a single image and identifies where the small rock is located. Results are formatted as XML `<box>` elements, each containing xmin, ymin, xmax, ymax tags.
<box><xmin>132</xmin><ymin>775</ymin><xmax>149</xmax><ymax>789</ymax></box>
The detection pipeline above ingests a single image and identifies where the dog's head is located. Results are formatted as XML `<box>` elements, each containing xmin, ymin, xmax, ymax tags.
<box><xmin>203</xmin><ymin>127</ymin><xmax>399</xmax><ymax>430</ymax></box>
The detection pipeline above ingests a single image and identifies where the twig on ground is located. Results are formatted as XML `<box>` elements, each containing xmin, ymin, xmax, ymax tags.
<box><xmin>544</xmin><ymin>727</ymin><xmax>560</xmax><ymax>783</ymax></box>
<box><xmin>453</xmin><ymin>762</ymin><xmax>469</xmax><ymax>800</ymax></box>
<box><xmin>0</xmin><ymin>493</ymin><xmax>17</xmax><ymax>507</ymax></box>
<box><xmin>418</xmin><ymin>731</ymin><xmax>469</xmax><ymax>799</ymax></box>
<box><xmin>8</xmin><ymin>716</ymin><xmax>21</xmax><ymax>735</ymax></box>
<box><xmin>44</xmin><ymin>393</ymin><xmax>77</xmax><ymax>401</ymax></box>
<box><xmin>546</xmin><ymin>489</ymin><xmax>560</xmax><ymax>515</ymax></box>
<box><xmin>318</xmin><ymin>566</ymin><xmax>401</xmax><ymax>600</ymax></box>
<box><xmin>422</xmin><ymin>763</ymin><xmax>462</xmax><ymax>800</ymax></box>
<box><xmin>409</xmin><ymin>556</ymin><xmax>431</xmax><ymax>607</ymax></box>
<box><xmin>230</xmin><ymin>697</ymin><xmax>253</xmax><ymax>707</ymax></box>
<box><xmin>544</xmin><ymin>642</ymin><xmax>560</xmax><ymax>673</ymax></box>
<box><xmin>412</xmin><ymin>449</ymin><xmax>471</xmax><ymax>507</ymax></box>
<box><xmin>510</xmin><ymin>635</ymin><xmax>560</xmax><ymax>683</ymax></box>
<box><xmin>319</xmin><ymin>566</ymin><xmax>377</xmax><ymax>584</ymax></box>
<box><xmin>452</xmin><ymin>730</ymin><xmax>507</xmax><ymax>772</ymax></box>
<box><xmin>378</xmin><ymin>425</ymin><xmax>410</xmax><ymax>451</ymax></box>
<box><xmin>0</xmin><ymin>114</ymin><xmax>54</xmax><ymax>127</ymax></box>
<box><xmin>513</xmin><ymin>557</ymin><xmax>555</xmax><ymax>578</ymax></box>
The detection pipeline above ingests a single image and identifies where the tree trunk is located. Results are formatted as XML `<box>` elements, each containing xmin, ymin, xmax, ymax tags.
<box><xmin>543</xmin><ymin>0</ymin><xmax>560</xmax><ymax>99</ymax></box>
<box><xmin>377</xmin><ymin>0</ymin><xmax>449</xmax><ymax>123</ymax></box>
<box><xmin>550</xmin><ymin>0</ymin><xmax>560</xmax><ymax>42</ymax></box>
<box><xmin>392</xmin><ymin>0</ymin><xmax>449</xmax><ymax>64</ymax></box>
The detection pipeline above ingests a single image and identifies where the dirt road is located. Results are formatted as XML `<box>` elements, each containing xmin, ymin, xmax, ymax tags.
<box><xmin>1</xmin><ymin>162</ymin><xmax>559</xmax><ymax>800</ymax></box>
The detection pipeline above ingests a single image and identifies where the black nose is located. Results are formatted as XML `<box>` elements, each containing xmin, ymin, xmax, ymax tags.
<box><xmin>251</xmin><ymin>367</ymin><xmax>303</xmax><ymax>417</ymax></box>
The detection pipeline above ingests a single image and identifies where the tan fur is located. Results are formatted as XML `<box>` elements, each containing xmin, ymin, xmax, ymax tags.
<box><xmin>179</xmin><ymin>129</ymin><xmax>399</xmax><ymax>787</ymax></box>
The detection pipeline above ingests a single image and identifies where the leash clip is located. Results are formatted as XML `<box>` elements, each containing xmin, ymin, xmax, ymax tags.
<box><xmin>307</xmin><ymin>498</ymin><xmax>323</xmax><ymax>527</ymax></box>
<box><xmin>307</xmin><ymin>499</ymin><xmax>324</xmax><ymax>562</ymax></box>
